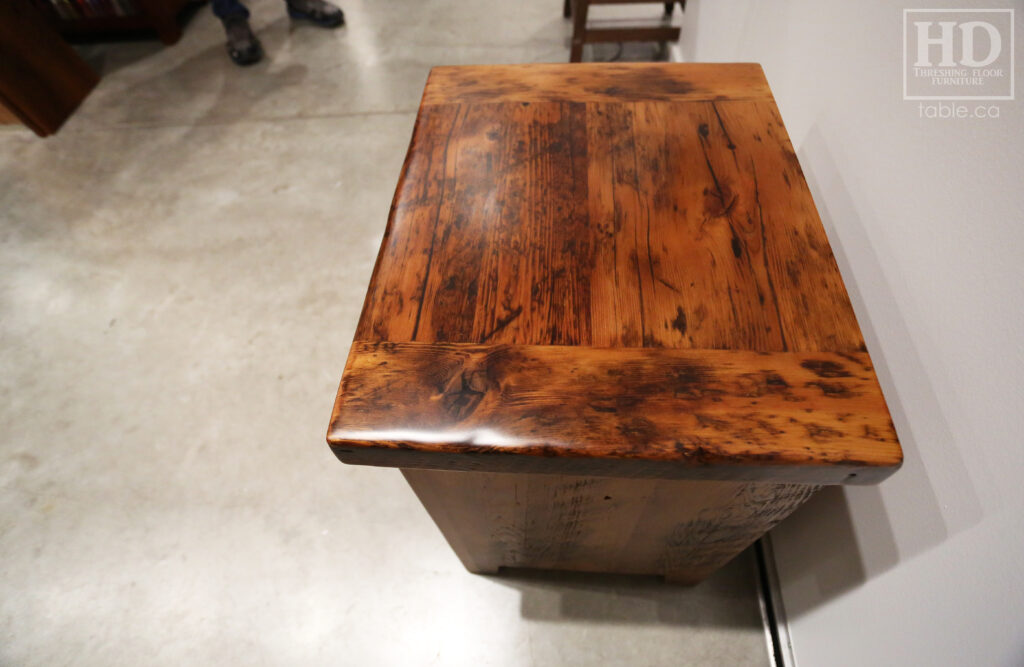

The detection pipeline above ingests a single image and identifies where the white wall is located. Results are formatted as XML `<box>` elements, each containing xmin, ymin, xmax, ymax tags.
<box><xmin>680</xmin><ymin>1</ymin><xmax>1024</xmax><ymax>665</ymax></box>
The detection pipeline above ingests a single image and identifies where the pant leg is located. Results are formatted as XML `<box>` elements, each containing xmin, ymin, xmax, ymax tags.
<box><xmin>212</xmin><ymin>0</ymin><xmax>250</xmax><ymax>21</ymax></box>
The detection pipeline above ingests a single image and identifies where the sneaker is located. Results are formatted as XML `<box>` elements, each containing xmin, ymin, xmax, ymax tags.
<box><xmin>286</xmin><ymin>0</ymin><xmax>345</xmax><ymax>28</ymax></box>
<box><xmin>224</xmin><ymin>16</ymin><xmax>263</xmax><ymax>66</ymax></box>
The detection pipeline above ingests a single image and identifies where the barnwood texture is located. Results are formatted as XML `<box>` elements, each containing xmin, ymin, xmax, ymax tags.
<box><xmin>402</xmin><ymin>470</ymin><xmax>817</xmax><ymax>583</ymax></box>
<box><xmin>333</xmin><ymin>342</ymin><xmax>900</xmax><ymax>485</ymax></box>
<box><xmin>327</xmin><ymin>63</ymin><xmax>902</xmax><ymax>582</ymax></box>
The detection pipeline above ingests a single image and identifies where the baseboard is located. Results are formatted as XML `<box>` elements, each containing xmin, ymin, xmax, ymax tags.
<box><xmin>755</xmin><ymin>535</ymin><xmax>797</xmax><ymax>667</ymax></box>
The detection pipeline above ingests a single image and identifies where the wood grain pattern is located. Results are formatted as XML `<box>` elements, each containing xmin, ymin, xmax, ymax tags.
<box><xmin>328</xmin><ymin>64</ymin><xmax>901</xmax><ymax>582</ymax></box>
<box><xmin>331</xmin><ymin>342</ymin><xmax>900</xmax><ymax>484</ymax></box>
<box><xmin>403</xmin><ymin>469</ymin><xmax>818</xmax><ymax>583</ymax></box>
<box><xmin>420</xmin><ymin>63</ymin><xmax>772</xmax><ymax>105</ymax></box>
<box><xmin>354</xmin><ymin>79</ymin><xmax>865</xmax><ymax>357</ymax></box>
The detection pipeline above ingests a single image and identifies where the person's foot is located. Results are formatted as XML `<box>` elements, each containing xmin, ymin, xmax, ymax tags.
<box><xmin>286</xmin><ymin>0</ymin><xmax>345</xmax><ymax>27</ymax></box>
<box><xmin>223</xmin><ymin>16</ymin><xmax>263</xmax><ymax>66</ymax></box>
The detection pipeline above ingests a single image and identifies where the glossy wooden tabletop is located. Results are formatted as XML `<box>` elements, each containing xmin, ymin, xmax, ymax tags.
<box><xmin>328</xmin><ymin>63</ymin><xmax>902</xmax><ymax>484</ymax></box>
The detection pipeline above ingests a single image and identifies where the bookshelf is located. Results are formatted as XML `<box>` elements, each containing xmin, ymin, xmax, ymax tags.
<box><xmin>31</xmin><ymin>0</ymin><xmax>195</xmax><ymax>45</ymax></box>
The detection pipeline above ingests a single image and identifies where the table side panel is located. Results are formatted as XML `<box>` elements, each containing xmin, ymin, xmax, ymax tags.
<box><xmin>402</xmin><ymin>469</ymin><xmax>821</xmax><ymax>583</ymax></box>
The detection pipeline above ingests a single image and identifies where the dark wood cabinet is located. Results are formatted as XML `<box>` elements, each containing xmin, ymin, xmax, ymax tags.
<box><xmin>0</xmin><ymin>1</ymin><xmax>99</xmax><ymax>137</ymax></box>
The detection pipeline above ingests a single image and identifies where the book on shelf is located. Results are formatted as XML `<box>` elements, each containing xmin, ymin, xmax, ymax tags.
<box><xmin>38</xmin><ymin>0</ymin><xmax>140</xmax><ymax>20</ymax></box>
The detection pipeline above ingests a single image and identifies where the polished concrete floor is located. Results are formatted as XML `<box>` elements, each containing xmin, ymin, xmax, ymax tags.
<box><xmin>0</xmin><ymin>1</ymin><xmax>771</xmax><ymax>664</ymax></box>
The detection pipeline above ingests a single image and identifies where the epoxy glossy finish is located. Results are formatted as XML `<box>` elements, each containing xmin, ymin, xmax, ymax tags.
<box><xmin>328</xmin><ymin>63</ymin><xmax>902</xmax><ymax>484</ymax></box>
<box><xmin>332</xmin><ymin>342</ymin><xmax>899</xmax><ymax>484</ymax></box>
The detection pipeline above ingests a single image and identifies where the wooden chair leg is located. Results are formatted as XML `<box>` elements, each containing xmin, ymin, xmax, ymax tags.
<box><xmin>563</xmin><ymin>0</ymin><xmax>571</xmax><ymax>19</ymax></box>
<box><xmin>664</xmin><ymin>2</ymin><xmax>674</xmax><ymax>15</ymax></box>
<box><xmin>569</xmin><ymin>0</ymin><xmax>588</xmax><ymax>62</ymax></box>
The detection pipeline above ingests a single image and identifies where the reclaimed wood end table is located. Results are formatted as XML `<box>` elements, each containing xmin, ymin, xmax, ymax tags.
<box><xmin>327</xmin><ymin>63</ymin><xmax>902</xmax><ymax>584</ymax></box>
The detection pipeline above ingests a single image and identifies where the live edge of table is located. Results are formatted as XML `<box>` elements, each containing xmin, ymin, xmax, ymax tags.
<box><xmin>326</xmin><ymin>62</ymin><xmax>902</xmax><ymax>584</ymax></box>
